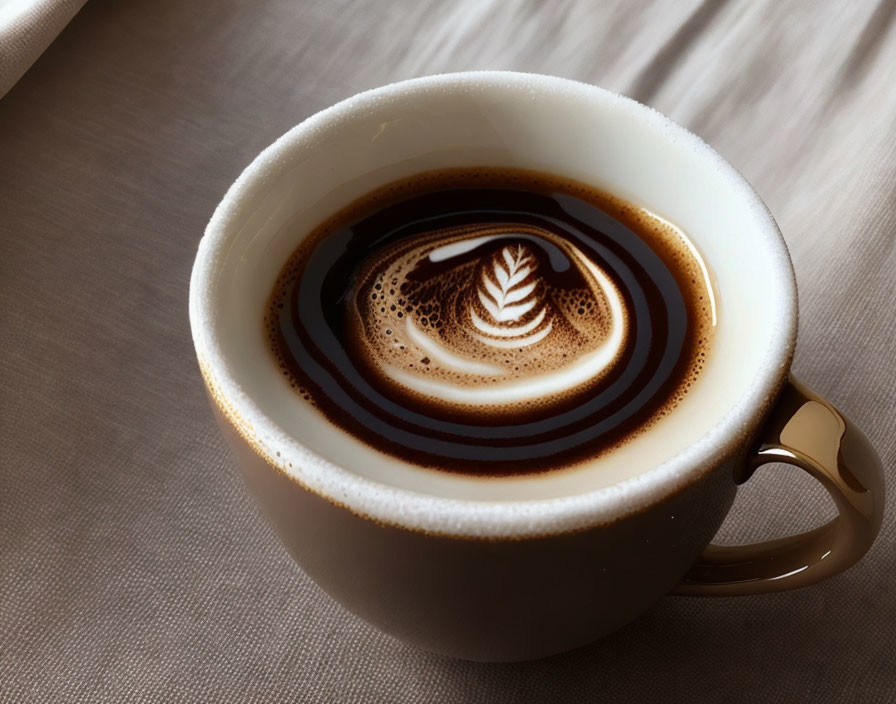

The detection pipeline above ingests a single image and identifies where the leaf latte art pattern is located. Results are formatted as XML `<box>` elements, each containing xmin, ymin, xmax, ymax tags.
<box><xmin>470</xmin><ymin>245</ymin><xmax>552</xmax><ymax>348</ymax></box>
<box><xmin>348</xmin><ymin>224</ymin><xmax>630</xmax><ymax>409</ymax></box>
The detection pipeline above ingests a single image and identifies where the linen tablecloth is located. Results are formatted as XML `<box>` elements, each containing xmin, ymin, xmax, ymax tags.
<box><xmin>0</xmin><ymin>0</ymin><xmax>86</xmax><ymax>97</ymax></box>
<box><xmin>1</xmin><ymin>1</ymin><xmax>894</xmax><ymax>701</ymax></box>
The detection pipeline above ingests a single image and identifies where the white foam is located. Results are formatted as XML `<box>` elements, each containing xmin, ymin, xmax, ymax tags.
<box><xmin>381</xmin><ymin>329</ymin><xmax>626</xmax><ymax>404</ymax></box>
<box><xmin>430</xmin><ymin>235</ymin><xmax>495</xmax><ymax>262</ymax></box>
<box><xmin>470</xmin><ymin>322</ymin><xmax>552</xmax><ymax>349</ymax></box>
<box><xmin>470</xmin><ymin>306</ymin><xmax>546</xmax><ymax>338</ymax></box>
<box><xmin>403</xmin><ymin>317</ymin><xmax>502</xmax><ymax>375</ymax></box>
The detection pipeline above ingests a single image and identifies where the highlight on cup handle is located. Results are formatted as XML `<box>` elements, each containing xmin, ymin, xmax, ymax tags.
<box><xmin>674</xmin><ymin>376</ymin><xmax>885</xmax><ymax>596</ymax></box>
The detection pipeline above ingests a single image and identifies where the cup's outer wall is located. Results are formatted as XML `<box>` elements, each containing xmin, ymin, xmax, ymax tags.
<box><xmin>212</xmin><ymin>400</ymin><xmax>738</xmax><ymax>662</ymax></box>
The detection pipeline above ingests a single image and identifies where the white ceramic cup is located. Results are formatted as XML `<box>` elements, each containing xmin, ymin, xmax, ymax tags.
<box><xmin>189</xmin><ymin>72</ymin><xmax>884</xmax><ymax>661</ymax></box>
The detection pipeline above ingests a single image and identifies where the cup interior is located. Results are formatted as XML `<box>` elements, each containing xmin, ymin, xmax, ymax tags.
<box><xmin>189</xmin><ymin>72</ymin><xmax>795</xmax><ymax>533</ymax></box>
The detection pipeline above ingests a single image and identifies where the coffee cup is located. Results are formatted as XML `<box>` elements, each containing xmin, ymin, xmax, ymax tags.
<box><xmin>188</xmin><ymin>72</ymin><xmax>884</xmax><ymax>662</ymax></box>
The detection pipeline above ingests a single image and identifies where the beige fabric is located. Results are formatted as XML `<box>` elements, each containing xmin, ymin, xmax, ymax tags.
<box><xmin>0</xmin><ymin>0</ymin><xmax>86</xmax><ymax>98</ymax></box>
<box><xmin>1</xmin><ymin>0</ymin><xmax>894</xmax><ymax>701</ymax></box>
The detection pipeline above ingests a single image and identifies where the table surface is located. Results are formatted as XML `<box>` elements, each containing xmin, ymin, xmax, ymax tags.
<box><xmin>2</xmin><ymin>1</ymin><xmax>895</xmax><ymax>701</ymax></box>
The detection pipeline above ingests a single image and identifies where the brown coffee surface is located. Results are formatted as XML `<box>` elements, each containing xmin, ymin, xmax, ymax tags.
<box><xmin>266</xmin><ymin>168</ymin><xmax>714</xmax><ymax>476</ymax></box>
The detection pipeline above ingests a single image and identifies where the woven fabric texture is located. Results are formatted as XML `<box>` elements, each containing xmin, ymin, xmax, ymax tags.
<box><xmin>0</xmin><ymin>0</ymin><xmax>86</xmax><ymax>98</ymax></box>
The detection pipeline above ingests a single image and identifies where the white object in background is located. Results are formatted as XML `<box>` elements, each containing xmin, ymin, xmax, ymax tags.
<box><xmin>0</xmin><ymin>0</ymin><xmax>86</xmax><ymax>98</ymax></box>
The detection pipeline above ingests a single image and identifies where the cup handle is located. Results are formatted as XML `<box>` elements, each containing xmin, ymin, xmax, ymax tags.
<box><xmin>674</xmin><ymin>377</ymin><xmax>885</xmax><ymax>596</ymax></box>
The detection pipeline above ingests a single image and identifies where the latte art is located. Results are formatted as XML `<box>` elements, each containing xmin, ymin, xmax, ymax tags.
<box><xmin>267</xmin><ymin>168</ymin><xmax>715</xmax><ymax>475</ymax></box>
<box><xmin>353</xmin><ymin>229</ymin><xmax>628</xmax><ymax>408</ymax></box>
<box><xmin>471</xmin><ymin>245</ymin><xmax>548</xmax><ymax>345</ymax></box>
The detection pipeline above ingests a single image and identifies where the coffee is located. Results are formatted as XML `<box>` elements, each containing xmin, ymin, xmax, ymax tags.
<box><xmin>266</xmin><ymin>168</ymin><xmax>714</xmax><ymax>476</ymax></box>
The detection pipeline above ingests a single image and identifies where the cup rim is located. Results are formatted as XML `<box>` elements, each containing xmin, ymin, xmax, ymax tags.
<box><xmin>189</xmin><ymin>71</ymin><xmax>797</xmax><ymax>538</ymax></box>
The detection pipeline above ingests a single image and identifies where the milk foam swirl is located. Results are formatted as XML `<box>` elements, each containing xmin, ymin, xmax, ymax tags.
<box><xmin>353</xmin><ymin>226</ymin><xmax>628</xmax><ymax>408</ymax></box>
<box><xmin>268</xmin><ymin>172</ymin><xmax>713</xmax><ymax>475</ymax></box>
